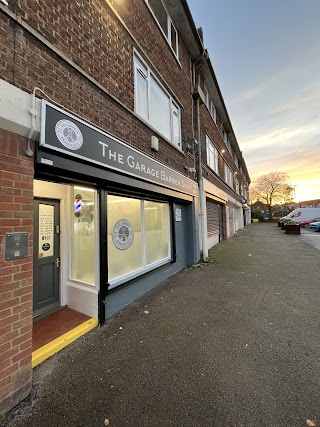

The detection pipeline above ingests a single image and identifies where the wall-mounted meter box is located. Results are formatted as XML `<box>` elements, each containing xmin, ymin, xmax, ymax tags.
<box><xmin>5</xmin><ymin>233</ymin><xmax>28</xmax><ymax>261</ymax></box>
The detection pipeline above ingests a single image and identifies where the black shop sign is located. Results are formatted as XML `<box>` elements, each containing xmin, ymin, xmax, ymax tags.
<box><xmin>40</xmin><ymin>101</ymin><xmax>198</xmax><ymax>197</ymax></box>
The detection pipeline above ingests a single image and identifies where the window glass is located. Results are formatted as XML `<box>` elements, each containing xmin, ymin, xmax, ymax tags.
<box><xmin>147</xmin><ymin>0</ymin><xmax>178</xmax><ymax>58</ymax></box>
<box><xmin>107</xmin><ymin>195</ymin><xmax>172</xmax><ymax>286</ymax></box>
<box><xmin>235</xmin><ymin>179</ymin><xmax>240</xmax><ymax>194</ymax></box>
<box><xmin>134</xmin><ymin>54</ymin><xmax>181</xmax><ymax>148</ymax></box>
<box><xmin>135</xmin><ymin>59</ymin><xmax>148</xmax><ymax>120</ymax></box>
<box><xmin>170</xmin><ymin>22</ymin><xmax>177</xmax><ymax>54</ymax></box>
<box><xmin>148</xmin><ymin>0</ymin><xmax>168</xmax><ymax>35</ymax></box>
<box><xmin>107</xmin><ymin>195</ymin><xmax>143</xmax><ymax>282</ymax></box>
<box><xmin>145</xmin><ymin>201</ymin><xmax>170</xmax><ymax>265</ymax></box>
<box><xmin>71</xmin><ymin>187</ymin><xmax>96</xmax><ymax>285</ymax></box>
<box><xmin>171</xmin><ymin>103</ymin><xmax>181</xmax><ymax>148</ymax></box>
<box><xmin>206</xmin><ymin>135</ymin><xmax>218</xmax><ymax>174</ymax></box>
<box><xmin>150</xmin><ymin>75</ymin><xmax>171</xmax><ymax>140</ymax></box>
<box><xmin>224</xmin><ymin>163</ymin><xmax>234</xmax><ymax>189</ymax></box>
<box><xmin>203</xmin><ymin>85</ymin><xmax>208</xmax><ymax>106</ymax></box>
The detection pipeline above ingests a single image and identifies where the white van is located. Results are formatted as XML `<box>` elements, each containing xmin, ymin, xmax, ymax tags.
<box><xmin>280</xmin><ymin>208</ymin><xmax>320</xmax><ymax>223</ymax></box>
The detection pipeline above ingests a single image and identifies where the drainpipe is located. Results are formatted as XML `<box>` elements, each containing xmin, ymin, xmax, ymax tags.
<box><xmin>194</xmin><ymin>73</ymin><xmax>208</xmax><ymax>261</ymax></box>
<box><xmin>25</xmin><ymin>87</ymin><xmax>39</xmax><ymax>157</ymax></box>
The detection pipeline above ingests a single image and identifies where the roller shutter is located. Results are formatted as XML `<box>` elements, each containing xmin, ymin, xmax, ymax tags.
<box><xmin>206</xmin><ymin>199</ymin><xmax>219</xmax><ymax>236</ymax></box>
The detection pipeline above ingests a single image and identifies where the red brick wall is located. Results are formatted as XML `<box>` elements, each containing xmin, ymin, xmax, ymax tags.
<box><xmin>0</xmin><ymin>129</ymin><xmax>33</xmax><ymax>412</ymax></box>
<box><xmin>0</xmin><ymin>0</ymin><xmax>194</xmax><ymax>177</ymax></box>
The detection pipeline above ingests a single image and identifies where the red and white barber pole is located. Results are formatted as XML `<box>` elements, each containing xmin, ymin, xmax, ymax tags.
<box><xmin>75</xmin><ymin>194</ymin><xmax>82</xmax><ymax>217</ymax></box>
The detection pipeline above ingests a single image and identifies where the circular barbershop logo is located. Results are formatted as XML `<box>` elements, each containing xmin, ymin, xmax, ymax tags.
<box><xmin>55</xmin><ymin>120</ymin><xmax>83</xmax><ymax>150</ymax></box>
<box><xmin>112</xmin><ymin>219</ymin><xmax>134</xmax><ymax>250</ymax></box>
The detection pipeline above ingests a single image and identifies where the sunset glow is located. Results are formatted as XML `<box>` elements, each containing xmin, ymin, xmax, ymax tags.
<box><xmin>188</xmin><ymin>0</ymin><xmax>320</xmax><ymax>203</ymax></box>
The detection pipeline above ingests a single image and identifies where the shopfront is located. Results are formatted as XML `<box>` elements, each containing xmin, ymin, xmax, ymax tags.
<box><xmin>203</xmin><ymin>178</ymin><xmax>227</xmax><ymax>249</ymax></box>
<box><xmin>35</xmin><ymin>101</ymin><xmax>199</xmax><ymax>323</ymax></box>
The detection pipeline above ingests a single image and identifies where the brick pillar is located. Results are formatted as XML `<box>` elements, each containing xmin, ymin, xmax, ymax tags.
<box><xmin>0</xmin><ymin>129</ymin><xmax>34</xmax><ymax>412</ymax></box>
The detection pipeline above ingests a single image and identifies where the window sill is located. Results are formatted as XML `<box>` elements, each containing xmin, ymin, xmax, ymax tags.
<box><xmin>68</xmin><ymin>280</ymin><xmax>98</xmax><ymax>291</ymax></box>
<box><xmin>108</xmin><ymin>256</ymin><xmax>172</xmax><ymax>290</ymax></box>
<box><xmin>206</xmin><ymin>163</ymin><xmax>219</xmax><ymax>176</ymax></box>
<box><xmin>133</xmin><ymin>111</ymin><xmax>185</xmax><ymax>155</ymax></box>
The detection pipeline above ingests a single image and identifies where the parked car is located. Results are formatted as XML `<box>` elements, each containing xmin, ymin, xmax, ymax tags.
<box><xmin>309</xmin><ymin>221</ymin><xmax>320</xmax><ymax>231</ymax></box>
<box><xmin>299</xmin><ymin>217</ymin><xmax>320</xmax><ymax>228</ymax></box>
<box><xmin>280</xmin><ymin>207</ymin><xmax>320</xmax><ymax>224</ymax></box>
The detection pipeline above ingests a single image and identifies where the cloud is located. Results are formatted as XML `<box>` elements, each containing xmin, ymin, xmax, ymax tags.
<box><xmin>247</xmin><ymin>146</ymin><xmax>320</xmax><ymax>201</ymax></box>
<box><xmin>241</xmin><ymin>123</ymin><xmax>320</xmax><ymax>153</ymax></box>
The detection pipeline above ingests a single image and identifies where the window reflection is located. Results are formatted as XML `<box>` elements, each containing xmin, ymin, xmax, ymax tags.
<box><xmin>71</xmin><ymin>187</ymin><xmax>95</xmax><ymax>285</ymax></box>
<box><xmin>107</xmin><ymin>195</ymin><xmax>171</xmax><ymax>284</ymax></box>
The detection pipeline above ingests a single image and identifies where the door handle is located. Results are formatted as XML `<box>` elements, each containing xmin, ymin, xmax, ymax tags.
<box><xmin>55</xmin><ymin>258</ymin><xmax>61</xmax><ymax>268</ymax></box>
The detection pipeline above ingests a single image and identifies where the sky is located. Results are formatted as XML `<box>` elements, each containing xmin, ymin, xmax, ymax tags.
<box><xmin>187</xmin><ymin>0</ymin><xmax>320</xmax><ymax>202</ymax></box>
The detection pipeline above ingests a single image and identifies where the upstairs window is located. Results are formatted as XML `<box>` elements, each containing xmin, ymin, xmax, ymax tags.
<box><xmin>206</xmin><ymin>135</ymin><xmax>219</xmax><ymax>174</ymax></box>
<box><xmin>204</xmin><ymin>84</ymin><xmax>216</xmax><ymax>123</ymax></box>
<box><xmin>134</xmin><ymin>54</ymin><xmax>181</xmax><ymax>149</ymax></box>
<box><xmin>235</xmin><ymin>179</ymin><xmax>240</xmax><ymax>194</ymax></box>
<box><xmin>223</xmin><ymin>131</ymin><xmax>232</xmax><ymax>153</ymax></box>
<box><xmin>146</xmin><ymin>0</ymin><xmax>178</xmax><ymax>57</ymax></box>
<box><xmin>224</xmin><ymin>163</ymin><xmax>234</xmax><ymax>189</ymax></box>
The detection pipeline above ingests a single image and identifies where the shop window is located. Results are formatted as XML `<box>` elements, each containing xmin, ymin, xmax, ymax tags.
<box><xmin>134</xmin><ymin>54</ymin><xmax>181</xmax><ymax>149</ymax></box>
<box><xmin>71</xmin><ymin>187</ymin><xmax>96</xmax><ymax>285</ymax></box>
<box><xmin>107</xmin><ymin>195</ymin><xmax>171</xmax><ymax>287</ymax></box>
<box><xmin>108</xmin><ymin>196</ymin><xmax>143</xmax><ymax>282</ymax></box>
<box><xmin>145</xmin><ymin>201</ymin><xmax>170</xmax><ymax>265</ymax></box>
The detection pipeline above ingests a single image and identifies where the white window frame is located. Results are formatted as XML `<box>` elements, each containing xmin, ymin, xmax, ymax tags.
<box><xmin>108</xmin><ymin>197</ymin><xmax>172</xmax><ymax>289</ymax></box>
<box><xmin>204</xmin><ymin>84</ymin><xmax>216</xmax><ymax>123</ymax></box>
<box><xmin>145</xmin><ymin>0</ymin><xmax>179</xmax><ymax>59</ymax></box>
<box><xmin>134</xmin><ymin>53</ymin><xmax>182</xmax><ymax>149</ymax></box>
<box><xmin>235</xmin><ymin>179</ymin><xmax>240</xmax><ymax>194</ymax></box>
<box><xmin>222</xmin><ymin>131</ymin><xmax>232</xmax><ymax>155</ymax></box>
<box><xmin>206</xmin><ymin>135</ymin><xmax>219</xmax><ymax>174</ymax></box>
<box><xmin>224</xmin><ymin>163</ymin><xmax>234</xmax><ymax>189</ymax></box>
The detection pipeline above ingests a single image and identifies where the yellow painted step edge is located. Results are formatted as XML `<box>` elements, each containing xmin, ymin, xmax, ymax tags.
<box><xmin>32</xmin><ymin>317</ymin><xmax>98</xmax><ymax>368</ymax></box>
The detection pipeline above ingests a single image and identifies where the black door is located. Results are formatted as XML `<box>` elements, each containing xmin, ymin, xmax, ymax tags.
<box><xmin>33</xmin><ymin>199</ymin><xmax>61</xmax><ymax>315</ymax></box>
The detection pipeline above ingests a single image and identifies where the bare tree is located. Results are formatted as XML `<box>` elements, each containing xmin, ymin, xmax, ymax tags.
<box><xmin>250</xmin><ymin>171</ymin><xmax>293</xmax><ymax>220</ymax></box>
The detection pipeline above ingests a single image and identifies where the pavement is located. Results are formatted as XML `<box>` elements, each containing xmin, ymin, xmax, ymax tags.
<box><xmin>4</xmin><ymin>222</ymin><xmax>320</xmax><ymax>427</ymax></box>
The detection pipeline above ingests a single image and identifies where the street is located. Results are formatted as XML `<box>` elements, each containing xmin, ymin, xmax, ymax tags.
<box><xmin>4</xmin><ymin>222</ymin><xmax>320</xmax><ymax>427</ymax></box>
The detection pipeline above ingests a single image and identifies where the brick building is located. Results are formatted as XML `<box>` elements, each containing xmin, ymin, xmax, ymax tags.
<box><xmin>0</xmin><ymin>0</ymin><xmax>250</xmax><ymax>412</ymax></box>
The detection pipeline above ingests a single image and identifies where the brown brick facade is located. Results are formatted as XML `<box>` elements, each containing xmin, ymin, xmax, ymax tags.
<box><xmin>0</xmin><ymin>129</ymin><xmax>33</xmax><ymax>412</ymax></box>
<box><xmin>0</xmin><ymin>0</ymin><xmax>250</xmax><ymax>412</ymax></box>
<box><xmin>0</xmin><ymin>1</ymin><xmax>194</xmax><ymax>176</ymax></box>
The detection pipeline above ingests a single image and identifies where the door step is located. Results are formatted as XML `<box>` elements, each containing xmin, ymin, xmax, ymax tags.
<box><xmin>33</xmin><ymin>304</ymin><xmax>64</xmax><ymax>322</ymax></box>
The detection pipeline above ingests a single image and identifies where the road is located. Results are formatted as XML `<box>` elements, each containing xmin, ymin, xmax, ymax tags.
<box><xmin>300</xmin><ymin>227</ymin><xmax>320</xmax><ymax>252</ymax></box>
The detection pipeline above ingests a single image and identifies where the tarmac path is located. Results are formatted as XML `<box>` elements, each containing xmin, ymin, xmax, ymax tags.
<box><xmin>4</xmin><ymin>222</ymin><xmax>320</xmax><ymax>427</ymax></box>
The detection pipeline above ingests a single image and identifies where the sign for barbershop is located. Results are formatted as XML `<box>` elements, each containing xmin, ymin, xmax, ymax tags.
<box><xmin>40</xmin><ymin>101</ymin><xmax>198</xmax><ymax>197</ymax></box>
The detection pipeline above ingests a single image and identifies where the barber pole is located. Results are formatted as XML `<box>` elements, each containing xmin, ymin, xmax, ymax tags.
<box><xmin>75</xmin><ymin>194</ymin><xmax>82</xmax><ymax>216</ymax></box>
